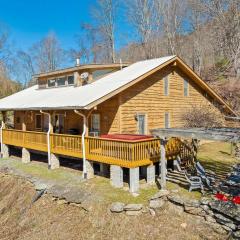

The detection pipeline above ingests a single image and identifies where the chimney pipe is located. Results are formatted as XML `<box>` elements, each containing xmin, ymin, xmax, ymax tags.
<box><xmin>76</xmin><ymin>58</ymin><xmax>80</xmax><ymax>66</ymax></box>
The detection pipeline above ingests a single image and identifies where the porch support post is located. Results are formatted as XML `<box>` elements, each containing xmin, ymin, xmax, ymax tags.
<box><xmin>110</xmin><ymin>165</ymin><xmax>123</xmax><ymax>188</ymax></box>
<box><xmin>129</xmin><ymin>167</ymin><xmax>139</xmax><ymax>193</ymax></box>
<box><xmin>146</xmin><ymin>164</ymin><xmax>155</xmax><ymax>184</ymax></box>
<box><xmin>22</xmin><ymin>148</ymin><xmax>31</xmax><ymax>163</ymax></box>
<box><xmin>160</xmin><ymin>138</ymin><xmax>167</xmax><ymax>190</ymax></box>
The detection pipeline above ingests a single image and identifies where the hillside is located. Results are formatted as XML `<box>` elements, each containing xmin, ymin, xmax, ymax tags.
<box><xmin>0</xmin><ymin>75</ymin><xmax>22</xmax><ymax>99</ymax></box>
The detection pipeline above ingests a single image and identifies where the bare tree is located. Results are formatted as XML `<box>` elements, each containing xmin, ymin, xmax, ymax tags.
<box><xmin>17</xmin><ymin>32</ymin><xmax>65</xmax><ymax>85</ymax></box>
<box><xmin>32</xmin><ymin>32</ymin><xmax>64</xmax><ymax>73</ymax></box>
<box><xmin>90</xmin><ymin>0</ymin><xmax>118</xmax><ymax>63</ymax></box>
<box><xmin>126</xmin><ymin>0</ymin><xmax>160</xmax><ymax>59</ymax></box>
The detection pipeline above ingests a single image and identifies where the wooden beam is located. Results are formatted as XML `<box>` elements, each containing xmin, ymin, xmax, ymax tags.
<box><xmin>151</xmin><ymin>128</ymin><xmax>240</xmax><ymax>143</ymax></box>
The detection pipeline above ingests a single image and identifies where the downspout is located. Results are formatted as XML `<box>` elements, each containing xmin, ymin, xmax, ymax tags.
<box><xmin>74</xmin><ymin>110</ymin><xmax>87</xmax><ymax>179</ymax></box>
<box><xmin>40</xmin><ymin>110</ymin><xmax>51</xmax><ymax>169</ymax></box>
<box><xmin>0</xmin><ymin>120</ymin><xmax>4</xmax><ymax>158</ymax></box>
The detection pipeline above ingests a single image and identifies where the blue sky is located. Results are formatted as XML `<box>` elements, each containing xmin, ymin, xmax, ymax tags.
<box><xmin>0</xmin><ymin>0</ymin><xmax>130</xmax><ymax>52</ymax></box>
<box><xmin>0</xmin><ymin>0</ymin><xmax>94</xmax><ymax>50</ymax></box>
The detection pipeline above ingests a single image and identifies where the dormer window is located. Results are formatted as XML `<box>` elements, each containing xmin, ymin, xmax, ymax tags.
<box><xmin>57</xmin><ymin>77</ymin><xmax>66</xmax><ymax>86</ymax></box>
<box><xmin>48</xmin><ymin>79</ymin><xmax>56</xmax><ymax>87</ymax></box>
<box><xmin>67</xmin><ymin>75</ymin><xmax>74</xmax><ymax>85</ymax></box>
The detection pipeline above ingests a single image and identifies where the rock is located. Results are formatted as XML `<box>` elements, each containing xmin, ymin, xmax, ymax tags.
<box><xmin>180</xmin><ymin>223</ymin><xmax>187</xmax><ymax>229</ymax></box>
<box><xmin>200</xmin><ymin>204</ymin><xmax>210</xmax><ymax>212</ymax></box>
<box><xmin>124</xmin><ymin>204</ymin><xmax>143</xmax><ymax>211</ymax></box>
<box><xmin>149</xmin><ymin>199</ymin><xmax>165</xmax><ymax>209</ymax></box>
<box><xmin>209</xmin><ymin>200</ymin><xmax>240</xmax><ymax>222</ymax></box>
<box><xmin>149</xmin><ymin>208</ymin><xmax>156</xmax><ymax>216</ymax></box>
<box><xmin>214</xmin><ymin>213</ymin><xmax>233</xmax><ymax>224</ymax></box>
<box><xmin>184</xmin><ymin>199</ymin><xmax>200</xmax><ymax>208</ymax></box>
<box><xmin>126</xmin><ymin>210</ymin><xmax>142</xmax><ymax>216</ymax></box>
<box><xmin>167</xmin><ymin>195</ymin><xmax>184</xmax><ymax>206</ymax></box>
<box><xmin>205</xmin><ymin>215</ymin><xmax>216</xmax><ymax>223</ymax></box>
<box><xmin>184</xmin><ymin>206</ymin><xmax>206</xmax><ymax>217</ymax></box>
<box><xmin>34</xmin><ymin>183</ymin><xmax>47</xmax><ymax>191</ymax></box>
<box><xmin>211</xmin><ymin>223</ymin><xmax>227</xmax><ymax>234</ymax></box>
<box><xmin>110</xmin><ymin>202</ymin><xmax>125</xmax><ymax>213</ymax></box>
<box><xmin>233</xmin><ymin>230</ymin><xmax>240</xmax><ymax>239</ymax></box>
<box><xmin>150</xmin><ymin>190</ymin><xmax>170</xmax><ymax>200</ymax></box>
<box><xmin>200</xmin><ymin>197</ymin><xmax>211</xmax><ymax>205</ymax></box>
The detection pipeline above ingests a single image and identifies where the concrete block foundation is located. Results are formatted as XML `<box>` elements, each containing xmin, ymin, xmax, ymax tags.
<box><xmin>50</xmin><ymin>153</ymin><xmax>60</xmax><ymax>170</ymax></box>
<box><xmin>1</xmin><ymin>144</ymin><xmax>9</xmax><ymax>158</ymax></box>
<box><xmin>129</xmin><ymin>167</ymin><xmax>139</xmax><ymax>193</ymax></box>
<box><xmin>22</xmin><ymin>148</ymin><xmax>31</xmax><ymax>163</ymax></box>
<box><xmin>86</xmin><ymin>160</ymin><xmax>94</xmax><ymax>179</ymax></box>
<box><xmin>110</xmin><ymin>165</ymin><xmax>123</xmax><ymax>188</ymax></box>
<box><xmin>146</xmin><ymin>165</ymin><xmax>155</xmax><ymax>184</ymax></box>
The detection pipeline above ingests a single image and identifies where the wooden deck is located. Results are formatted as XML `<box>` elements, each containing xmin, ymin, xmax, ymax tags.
<box><xmin>1</xmin><ymin>129</ymin><xmax>191</xmax><ymax>168</ymax></box>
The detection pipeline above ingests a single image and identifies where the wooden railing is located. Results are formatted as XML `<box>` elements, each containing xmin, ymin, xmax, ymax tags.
<box><xmin>2</xmin><ymin>129</ymin><xmax>48</xmax><ymax>152</ymax></box>
<box><xmin>0</xmin><ymin>129</ymin><xmax>192</xmax><ymax>168</ymax></box>
<box><xmin>51</xmin><ymin>133</ymin><xmax>83</xmax><ymax>158</ymax></box>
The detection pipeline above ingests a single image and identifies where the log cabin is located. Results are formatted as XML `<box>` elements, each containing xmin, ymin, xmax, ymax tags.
<box><xmin>0</xmin><ymin>55</ymin><xmax>238</xmax><ymax>192</ymax></box>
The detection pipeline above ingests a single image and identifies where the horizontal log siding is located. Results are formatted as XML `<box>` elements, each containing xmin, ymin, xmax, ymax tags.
<box><xmin>119</xmin><ymin>66</ymin><xmax>225</xmax><ymax>134</ymax></box>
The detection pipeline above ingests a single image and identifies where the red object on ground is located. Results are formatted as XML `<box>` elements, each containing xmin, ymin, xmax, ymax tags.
<box><xmin>232</xmin><ymin>196</ymin><xmax>240</xmax><ymax>204</ymax></box>
<box><xmin>215</xmin><ymin>193</ymin><xmax>228</xmax><ymax>202</ymax></box>
<box><xmin>100</xmin><ymin>134</ymin><xmax>153</xmax><ymax>141</ymax></box>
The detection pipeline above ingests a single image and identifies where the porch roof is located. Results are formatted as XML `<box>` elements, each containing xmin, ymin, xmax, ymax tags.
<box><xmin>0</xmin><ymin>56</ymin><xmax>175</xmax><ymax>111</ymax></box>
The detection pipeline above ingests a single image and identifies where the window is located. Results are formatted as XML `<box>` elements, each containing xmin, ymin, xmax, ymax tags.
<box><xmin>57</xmin><ymin>77</ymin><xmax>66</xmax><ymax>86</ymax></box>
<box><xmin>137</xmin><ymin>114</ymin><xmax>146</xmax><ymax>135</ymax></box>
<box><xmin>184</xmin><ymin>79</ymin><xmax>189</xmax><ymax>96</ymax></box>
<box><xmin>67</xmin><ymin>75</ymin><xmax>74</xmax><ymax>85</ymax></box>
<box><xmin>48</xmin><ymin>79</ymin><xmax>56</xmax><ymax>87</ymax></box>
<box><xmin>164</xmin><ymin>76</ymin><xmax>169</xmax><ymax>96</ymax></box>
<box><xmin>16</xmin><ymin>117</ymin><xmax>21</xmax><ymax>124</ymax></box>
<box><xmin>35</xmin><ymin>114</ymin><xmax>42</xmax><ymax>130</ymax></box>
<box><xmin>91</xmin><ymin>114</ymin><xmax>100</xmax><ymax>132</ymax></box>
<box><xmin>164</xmin><ymin>112</ymin><xmax>170</xmax><ymax>128</ymax></box>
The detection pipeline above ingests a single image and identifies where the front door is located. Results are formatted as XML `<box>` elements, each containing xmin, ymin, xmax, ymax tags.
<box><xmin>138</xmin><ymin>114</ymin><xmax>146</xmax><ymax>135</ymax></box>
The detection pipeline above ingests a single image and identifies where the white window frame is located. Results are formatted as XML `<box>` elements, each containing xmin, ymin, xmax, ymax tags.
<box><xmin>184</xmin><ymin>78</ymin><xmax>189</xmax><ymax>97</ymax></box>
<box><xmin>137</xmin><ymin>113</ymin><xmax>147</xmax><ymax>135</ymax></box>
<box><xmin>164</xmin><ymin>112</ymin><xmax>170</xmax><ymax>128</ymax></box>
<box><xmin>164</xmin><ymin>75</ymin><xmax>169</xmax><ymax>96</ymax></box>
<box><xmin>35</xmin><ymin>114</ymin><xmax>42</xmax><ymax>130</ymax></box>
<box><xmin>67</xmin><ymin>75</ymin><xmax>74</xmax><ymax>85</ymax></box>
<box><xmin>91</xmin><ymin>114</ymin><xmax>101</xmax><ymax>133</ymax></box>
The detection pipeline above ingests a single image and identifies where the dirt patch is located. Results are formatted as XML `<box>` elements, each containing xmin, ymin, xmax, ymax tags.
<box><xmin>0</xmin><ymin>173</ymin><xmax>226</xmax><ymax>240</ymax></box>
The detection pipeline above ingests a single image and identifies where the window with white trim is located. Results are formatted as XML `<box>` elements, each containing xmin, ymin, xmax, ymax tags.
<box><xmin>184</xmin><ymin>78</ymin><xmax>189</xmax><ymax>96</ymax></box>
<box><xmin>91</xmin><ymin>114</ymin><xmax>100</xmax><ymax>133</ymax></box>
<box><xmin>57</xmin><ymin>77</ymin><xmax>66</xmax><ymax>86</ymax></box>
<box><xmin>164</xmin><ymin>76</ymin><xmax>169</xmax><ymax>96</ymax></box>
<box><xmin>164</xmin><ymin>112</ymin><xmax>170</xmax><ymax>128</ymax></box>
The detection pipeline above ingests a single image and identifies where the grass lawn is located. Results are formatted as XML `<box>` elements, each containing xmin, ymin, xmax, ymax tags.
<box><xmin>197</xmin><ymin>141</ymin><xmax>238</xmax><ymax>180</ymax></box>
<box><xmin>0</xmin><ymin>141</ymin><xmax>237</xmax><ymax>205</ymax></box>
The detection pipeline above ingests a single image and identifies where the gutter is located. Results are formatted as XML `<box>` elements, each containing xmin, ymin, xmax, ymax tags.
<box><xmin>0</xmin><ymin>121</ymin><xmax>4</xmax><ymax>158</ymax></box>
<box><xmin>40</xmin><ymin>110</ymin><xmax>52</xmax><ymax>169</ymax></box>
<box><xmin>74</xmin><ymin>110</ymin><xmax>88</xmax><ymax>179</ymax></box>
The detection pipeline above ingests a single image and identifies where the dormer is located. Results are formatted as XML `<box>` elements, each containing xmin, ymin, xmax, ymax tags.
<box><xmin>34</xmin><ymin>61</ymin><xmax>129</xmax><ymax>90</ymax></box>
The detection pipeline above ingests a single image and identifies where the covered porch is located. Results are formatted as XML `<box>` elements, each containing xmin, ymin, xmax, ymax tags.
<box><xmin>0</xmin><ymin>109</ymin><xmax>192</xmax><ymax>193</ymax></box>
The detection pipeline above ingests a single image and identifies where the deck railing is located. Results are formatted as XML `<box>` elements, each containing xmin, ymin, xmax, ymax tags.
<box><xmin>0</xmin><ymin>129</ymin><xmax>190</xmax><ymax>168</ymax></box>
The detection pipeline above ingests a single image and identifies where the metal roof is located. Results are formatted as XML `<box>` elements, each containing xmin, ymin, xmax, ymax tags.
<box><xmin>0</xmin><ymin>56</ymin><xmax>175</xmax><ymax>111</ymax></box>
